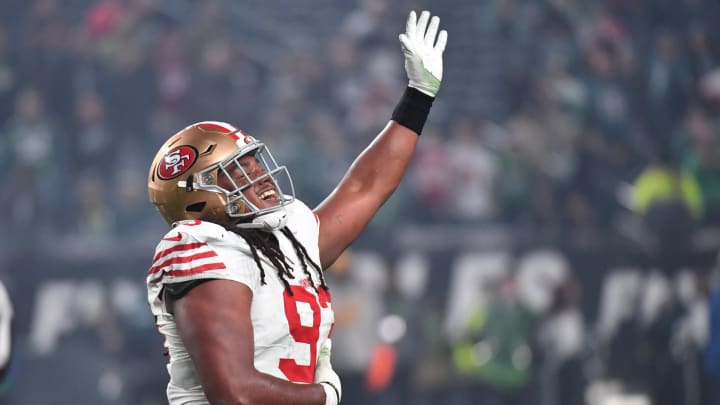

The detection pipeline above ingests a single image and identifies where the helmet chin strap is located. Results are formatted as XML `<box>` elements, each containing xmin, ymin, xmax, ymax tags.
<box><xmin>233</xmin><ymin>209</ymin><xmax>288</xmax><ymax>231</ymax></box>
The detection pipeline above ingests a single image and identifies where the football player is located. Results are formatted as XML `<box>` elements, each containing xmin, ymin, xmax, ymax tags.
<box><xmin>146</xmin><ymin>10</ymin><xmax>447</xmax><ymax>405</ymax></box>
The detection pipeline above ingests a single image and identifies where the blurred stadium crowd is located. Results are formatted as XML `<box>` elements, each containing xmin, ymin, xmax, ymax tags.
<box><xmin>2</xmin><ymin>0</ymin><xmax>720</xmax><ymax>404</ymax></box>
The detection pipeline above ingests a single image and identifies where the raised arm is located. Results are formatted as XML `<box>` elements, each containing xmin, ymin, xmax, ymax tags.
<box><xmin>314</xmin><ymin>10</ymin><xmax>448</xmax><ymax>268</ymax></box>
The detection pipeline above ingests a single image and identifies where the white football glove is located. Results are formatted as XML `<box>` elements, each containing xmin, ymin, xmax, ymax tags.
<box><xmin>399</xmin><ymin>10</ymin><xmax>448</xmax><ymax>98</ymax></box>
<box><xmin>314</xmin><ymin>339</ymin><xmax>341</xmax><ymax>405</ymax></box>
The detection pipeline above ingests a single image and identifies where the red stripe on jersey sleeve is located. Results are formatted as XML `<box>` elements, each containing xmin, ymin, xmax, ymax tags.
<box><xmin>165</xmin><ymin>262</ymin><xmax>227</xmax><ymax>277</ymax></box>
<box><xmin>150</xmin><ymin>262</ymin><xmax>227</xmax><ymax>284</ymax></box>
<box><xmin>149</xmin><ymin>250</ymin><xmax>219</xmax><ymax>275</ymax></box>
<box><xmin>153</xmin><ymin>242</ymin><xmax>207</xmax><ymax>262</ymax></box>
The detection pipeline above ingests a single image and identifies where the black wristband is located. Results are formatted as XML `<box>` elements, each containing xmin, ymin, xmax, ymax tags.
<box><xmin>391</xmin><ymin>86</ymin><xmax>434</xmax><ymax>135</ymax></box>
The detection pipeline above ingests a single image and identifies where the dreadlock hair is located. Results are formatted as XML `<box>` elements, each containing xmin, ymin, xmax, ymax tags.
<box><xmin>280</xmin><ymin>227</ymin><xmax>328</xmax><ymax>291</ymax></box>
<box><xmin>229</xmin><ymin>226</ymin><xmax>328</xmax><ymax>295</ymax></box>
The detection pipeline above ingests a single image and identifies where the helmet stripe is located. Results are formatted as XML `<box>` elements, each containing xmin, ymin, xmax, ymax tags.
<box><xmin>195</xmin><ymin>121</ymin><xmax>241</xmax><ymax>139</ymax></box>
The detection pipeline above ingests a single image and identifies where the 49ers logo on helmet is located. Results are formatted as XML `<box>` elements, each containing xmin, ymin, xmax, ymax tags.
<box><xmin>157</xmin><ymin>145</ymin><xmax>198</xmax><ymax>180</ymax></box>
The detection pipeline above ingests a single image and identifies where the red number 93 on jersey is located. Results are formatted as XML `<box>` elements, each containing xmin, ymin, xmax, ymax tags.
<box><xmin>279</xmin><ymin>285</ymin><xmax>332</xmax><ymax>383</ymax></box>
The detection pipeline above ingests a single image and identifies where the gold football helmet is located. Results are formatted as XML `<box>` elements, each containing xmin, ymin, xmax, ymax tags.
<box><xmin>148</xmin><ymin>121</ymin><xmax>294</xmax><ymax>230</ymax></box>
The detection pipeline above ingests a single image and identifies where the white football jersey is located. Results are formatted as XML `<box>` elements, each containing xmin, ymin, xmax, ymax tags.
<box><xmin>146</xmin><ymin>199</ymin><xmax>334</xmax><ymax>404</ymax></box>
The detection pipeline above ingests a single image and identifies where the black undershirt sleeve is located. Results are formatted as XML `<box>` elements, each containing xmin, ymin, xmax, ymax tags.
<box><xmin>163</xmin><ymin>279</ymin><xmax>214</xmax><ymax>314</ymax></box>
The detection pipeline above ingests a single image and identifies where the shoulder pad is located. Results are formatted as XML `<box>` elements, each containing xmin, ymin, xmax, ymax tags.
<box><xmin>167</xmin><ymin>220</ymin><xmax>229</xmax><ymax>244</ymax></box>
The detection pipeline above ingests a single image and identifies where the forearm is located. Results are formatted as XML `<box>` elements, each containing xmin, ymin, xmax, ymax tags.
<box><xmin>204</xmin><ymin>371</ymin><xmax>327</xmax><ymax>405</ymax></box>
<box><xmin>340</xmin><ymin>83</ymin><xmax>435</xmax><ymax>202</ymax></box>
<box><xmin>314</xmin><ymin>119</ymin><xmax>420</xmax><ymax>268</ymax></box>
<box><xmin>344</xmin><ymin>120</ymin><xmax>419</xmax><ymax>201</ymax></box>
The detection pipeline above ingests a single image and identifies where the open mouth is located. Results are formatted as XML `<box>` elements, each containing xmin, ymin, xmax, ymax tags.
<box><xmin>258</xmin><ymin>188</ymin><xmax>280</xmax><ymax>204</ymax></box>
